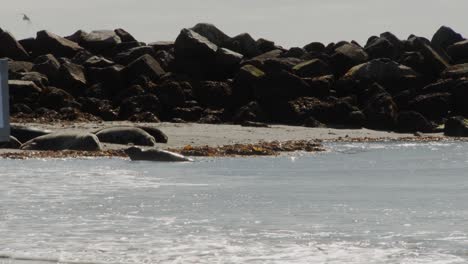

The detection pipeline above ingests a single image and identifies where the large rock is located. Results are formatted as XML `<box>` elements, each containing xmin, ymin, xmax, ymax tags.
<box><xmin>444</xmin><ymin>116</ymin><xmax>468</xmax><ymax>137</ymax></box>
<box><xmin>8</xmin><ymin>61</ymin><xmax>33</xmax><ymax>74</ymax></box>
<box><xmin>441</xmin><ymin>63</ymin><xmax>468</xmax><ymax>78</ymax></box>
<box><xmin>174</xmin><ymin>29</ymin><xmax>218</xmax><ymax>78</ymax></box>
<box><xmin>0</xmin><ymin>29</ymin><xmax>30</xmax><ymax>60</ymax></box>
<box><xmin>95</xmin><ymin>127</ymin><xmax>156</xmax><ymax>146</ymax></box>
<box><xmin>32</xmin><ymin>54</ymin><xmax>61</xmax><ymax>84</ymax></box>
<box><xmin>452</xmin><ymin>80</ymin><xmax>468</xmax><ymax>116</ymax></box>
<box><xmin>232</xmin><ymin>64</ymin><xmax>265</xmax><ymax>105</ymax></box>
<box><xmin>365</xmin><ymin>37</ymin><xmax>398</xmax><ymax>60</ymax></box>
<box><xmin>38</xmin><ymin>87</ymin><xmax>77</xmax><ymax>110</ymax></box>
<box><xmin>114</xmin><ymin>28</ymin><xmax>137</xmax><ymax>43</ymax></box>
<box><xmin>35</xmin><ymin>30</ymin><xmax>83</xmax><ymax>58</ymax></box>
<box><xmin>431</xmin><ymin>26</ymin><xmax>463</xmax><ymax>60</ymax></box>
<box><xmin>191</xmin><ymin>23</ymin><xmax>231</xmax><ymax>46</ymax></box>
<box><xmin>193</xmin><ymin>81</ymin><xmax>232</xmax><ymax>108</ymax></box>
<box><xmin>154</xmin><ymin>81</ymin><xmax>186</xmax><ymax>109</ymax></box>
<box><xmin>408</xmin><ymin>36</ymin><xmax>450</xmax><ymax>77</ymax></box>
<box><xmin>342</xmin><ymin>59</ymin><xmax>419</xmax><ymax>92</ymax></box>
<box><xmin>79</xmin><ymin>30</ymin><xmax>122</xmax><ymax>54</ymax></box>
<box><xmin>125</xmin><ymin>146</ymin><xmax>192</xmax><ymax>162</ymax></box>
<box><xmin>397</xmin><ymin>111</ymin><xmax>433</xmax><ymax>132</ymax></box>
<box><xmin>114</xmin><ymin>46</ymin><xmax>156</xmax><ymax>65</ymax></box>
<box><xmin>331</xmin><ymin>43</ymin><xmax>369</xmax><ymax>75</ymax></box>
<box><xmin>16</xmin><ymin>71</ymin><xmax>49</xmax><ymax>89</ymax></box>
<box><xmin>254</xmin><ymin>70</ymin><xmax>309</xmax><ymax>104</ymax></box>
<box><xmin>232</xmin><ymin>101</ymin><xmax>267</xmax><ymax>123</ymax></box>
<box><xmin>361</xmin><ymin>83</ymin><xmax>399</xmax><ymax>129</ymax></box>
<box><xmin>447</xmin><ymin>40</ymin><xmax>468</xmax><ymax>63</ymax></box>
<box><xmin>9</xmin><ymin>80</ymin><xmax>42</xmax><ymax>103</ymax></box>
<box><xmin>224</xmin><ymin>33</ymin><xmax>261</xmax><ymax>58</ymax></box>
<box><xmin>118</xmin><ymin>94</ymin><xmax>161</xmax><ymax>120</ymax></box>
<box><xmin>408</xmin><ymin>92</ymin><xmax>451</xmax><ymax>120</ymax></box>
<box><xmin>21</xmin><ymin>132</ymin><xmax>102</xmax><ymax>151</ymax></box>
<box><xmin>123</xmin><ymin>54</ymin><xmax>165</xmax><ymax>82</ymax></box>
<box><xmin>59</xmin><ymin>62</ymin><xmax>87</xmax><ymax>95</ymax></box>
<box><xmin>292</xmin><ymin>59</ymin><xmax>330</xmax><ymax>78</ymax></box>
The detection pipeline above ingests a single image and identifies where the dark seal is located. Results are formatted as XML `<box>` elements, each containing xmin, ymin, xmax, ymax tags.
<box><xmin>124</xmin><ymin>146</ymin><xmax>192</xmax><ymax>162</ymax></box>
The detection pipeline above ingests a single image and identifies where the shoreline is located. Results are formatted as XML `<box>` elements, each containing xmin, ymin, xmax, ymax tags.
<box><xmin>1</xmin><ymin>121</ymin><xmax>464</xmax><ymax>160</ymax></box>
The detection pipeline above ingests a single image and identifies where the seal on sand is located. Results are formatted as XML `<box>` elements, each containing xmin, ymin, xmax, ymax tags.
<box><xmin>124</xmin><ymin>146</ymin><xmax>192</xmax><ymax>162</ymax></box>
<box><xmin>21</xmin><ymin>132</ymin><xmax>102</xmax><ymax>151</ymax></box>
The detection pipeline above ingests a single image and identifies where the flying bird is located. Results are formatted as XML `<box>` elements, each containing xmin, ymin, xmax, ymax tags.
<box><xmin>20</xmin><ymin>13</ymin><xmax>32</xmax><ymax>24</ymax></box>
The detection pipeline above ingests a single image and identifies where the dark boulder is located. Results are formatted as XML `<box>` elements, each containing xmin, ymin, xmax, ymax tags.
<box><xmin>342</xmin><ymin>58</ymin><xmax>419</xmax><ymax>94</ymax></box>
<box><xmin>193</xmin><ymin>81</ymin><xmax>232</xmax><ymax>108</ymax></box>
<box><xmin>129</xmin><ymin>111</ymin><xmax>161</xmax><ymax>122</ymax></box>
<box><xmin>32</xmin><ymin>54</ymin><xmax>61</xmax><ymax>84</ymax></box>
<box><xmin>431</xmin><ymin>26</ymin><xmax>463</xmax><ymax>60</ymax></box>
<box><xmin>114</xmin><ymin>28</ymin><xmax>137</xmax><ymax>43</ymax></box>
<box><xmin>191</xmin><ymin>23</ymin><xmax>230</xmax><ymax>46</ymax></box>
<box><xmin>35</xmin><ymin>30</ymin><xmax>83</xmax><ymax>58</ymax></box>
<box><xmin>224</xmin><ymin>33</ymin><xmax>261</xmax><ymax>58</ymax></box>
<box><xmin>302</xmin><ymin>75</ymin><xmax>333</xmax><ymax>98</ymax></box>
<box><xmin>16</xmin><ymin>72</ymin><xmax>49</xmax><ymax>89</ymax></box>
<box><xmin>292</xmin><ymin>59</ymin><xmax>331</xmax><ymax>78</ymax></box>
<box><xmin>153</xmin><ymin>81</ymin><xmax>186</xmax><ymax>109</ymax></box>
<box><xmin>154</xmin><ymin>50</ymin><xmax>175</xmax><ymax>71</ymax></box>
<box><xmin>408</xmin><ymin>93</ymin><xmax>451</xmax><ymax>120</ymax></box>
<box><xmin>232</xmin><ymin>64</ymin><xmax>265</xmax><ymax>105</ymax></box>
<box><xmin>175</xmin><ymin>28</ymin><xmax>218</xmax><ymax>78</ymax></box>
<box><xmin>118</xmin><ymin>94</ymin><xmax>161</xmax><ymax>120</ymax></box>
<box><xmin>123</xmin><ymin>54</ymin><xmax>165</xmax><ymax>83</ymax></box>
<box><xmin>397</xmin><ymin>111</ymin><xmax>433</xmax><ymax>132</ymax></box>
<box><xmin>444</xmin><ymin>116</ymin><xmax>468</xmax><ymax>137</ymax></box>
<box><xmin>21</xmin><ymin>132</ymin><xmax>102</xmax><ymax>151</ymax></box>
<box><xmin>232</xmin><ymin>101</ymin><xmax>267</xmax><ymax>123</ymax></box>
<box><xmin>303</xmin><ymin>42</ymin><xmax>326</xmax><ymax>53</ymax></box>
<box><xmin>0</xmin><ymin>29</ymin><xmax>30</xmax><ymax>60</ymax></box>
<box><xmin>114</xmin><ymin>46</ymin><xmax>156</xmax><ymax>65</ymax></box>
<box><xmin>171</xmin><ymin>106</ymin><xmax>204</xmax><ymax>122</ymax></box>
<box><xmin>59</xmin><ymin>62</ymin><xmax>87</xmax><ymax>95</ymax></box>
<box><xmin>39</xmin><ymin>87</ymin><xmax>78</xmax><ymax>110</ymax></box>
<box><xmin>83</xmin><ymin>56</ymin><xmax>115</xmax><ymax>68</ymax></box>
<box><xmin>8</xmin><ymin>60</ymin><xmax>33</xmax><ymax>73</ymax></box>
<box><xmin>9</xmin><ymin>80</ymin><xmax>42</xmax><ymax>103</ymax></box>
<box><xmin>79</xmin><ymin>30</ymin><xmax>122</xmax><ymax>54</ymax></box>
<box><xmin>254</xmin><ymin>70</ymin><xmax>309</xmax><ymax>104</ymax></box>
<box><xmin>86</xmin><ymin>65</ymin><xmax>124</xmax><ymax>90</ymax></box>
<box><xmin>408</xmin><ymin>36</ymin><xmax>450</xmax><ymax>77</ymax></box>
<box><xmin>256</xmin><ymin>38</ymin><xmax>277</xmax><ymax>53</ymax></box>
<box><xmin>330</xmin><ymin>43</ymin><xmax>369</xmax><ymax>76</ymax></box>
<box><xmin>95</xmin><ymin>127</ymin><xmax>156</xmax><ymax>146</ymax></box>
<box><xmin>365</xmin><ymin>37</ymin><xmax>398</xmax><ymax>60</ymax></box>
<box><xmin>10</xmin><ymin>125</ymin><xmax>51</xmax><ymax>143</ymax></box>
<box><xmin>452</xmin><ymin>80</ymin><xmax>468</xmax><ymax>116</ymax></box>
<box><xmin>148</xmin><ymin>41</ymin><xmax>174</xmax><ymax>52</ymax></box>
<box><xmin>441</xmin><ymin>63</ymin><xmax>468</xmax><ymax>78</ymax></box>
<box><xmin>447</xmin><ymin>40</ymin><xmax>468</xmax><ymax>63</ymax></box>
<box><xmin>361</xmin><ymin>83</ymin><xmax>399</xmax><ymax>129</ymax></box>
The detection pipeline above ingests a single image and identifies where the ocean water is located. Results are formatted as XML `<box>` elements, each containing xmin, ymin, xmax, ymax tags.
<box><xmin>1</xmin><ymin>142</ymin><xmax>468</xmax><ymax>264</ymax></box>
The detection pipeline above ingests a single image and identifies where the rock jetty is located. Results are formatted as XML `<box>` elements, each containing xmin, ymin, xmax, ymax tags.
<box><xmin>2</xmin><ymin>24</ymin><xmax>468</xmax><ymax>135</ymax></box>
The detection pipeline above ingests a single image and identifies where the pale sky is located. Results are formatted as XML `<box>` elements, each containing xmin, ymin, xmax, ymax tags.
<box><xmin>0</xmin><ymin>0</ymin><xmax>467</xmax><ymax>47</ymax></box>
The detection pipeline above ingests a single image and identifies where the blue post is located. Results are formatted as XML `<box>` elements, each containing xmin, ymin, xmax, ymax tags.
<box><xmin>0</xmin><ymin>59</ymin><xmax>10</xmax><ymax>142</ymax></box>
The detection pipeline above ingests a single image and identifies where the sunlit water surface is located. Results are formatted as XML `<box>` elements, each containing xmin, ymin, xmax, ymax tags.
<box><xmin>1</xmin><ymin>142</ymin><xmax>468</xmax><ymax>264</ymax></box>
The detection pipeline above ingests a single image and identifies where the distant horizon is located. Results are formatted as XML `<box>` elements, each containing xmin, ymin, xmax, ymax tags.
<box><xmin>1</xmin><ymin>0</ymin><xmax>467</xmax><ymax>48</ymax></box>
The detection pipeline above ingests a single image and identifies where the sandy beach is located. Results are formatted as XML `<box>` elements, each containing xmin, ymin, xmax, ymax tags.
<box><xmin>0</xmin><ymin>121</ymin><xmax>450</xmax><ymax>158</ymax></box>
